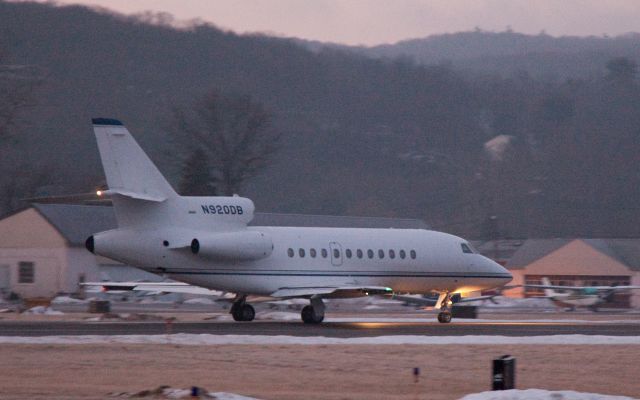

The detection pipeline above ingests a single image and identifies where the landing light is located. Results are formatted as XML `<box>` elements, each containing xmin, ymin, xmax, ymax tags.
<box><xmin>96</xmin><ymin>190</ymin><xmax>103</xmax><ymax>196</ymax></box>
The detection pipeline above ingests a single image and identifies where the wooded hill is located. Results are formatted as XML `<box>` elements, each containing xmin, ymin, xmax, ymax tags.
<box><xmin>1</xmin><ymin>1</ymin><xmax>639</xmax><ymax>239</ymax></box>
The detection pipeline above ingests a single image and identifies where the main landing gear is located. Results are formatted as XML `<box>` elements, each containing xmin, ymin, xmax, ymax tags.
<box><xmin>230</xmin><ymin>295</ymin><xmax>255</xmax><ymax>322</ymax></box>
<box><xmin>301</xmin><ymin>296</ymin><xmax>325</xmax><ymax>324</ymax></box>
<box><xmin>436</xmin><ymin>292</ymin><xmax>453</xmax><ymax>324</ymax></box>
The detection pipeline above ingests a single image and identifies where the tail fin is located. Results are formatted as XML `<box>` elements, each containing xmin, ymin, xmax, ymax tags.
<box><xmin>92</xmin><ymin>118</ymin><xmax>177</xmax><ymax>202</ymax></box>
<box><xmin>541</xmin><ymin>277</ymin><xmax>557</xmax><ymax>297</ymax></box>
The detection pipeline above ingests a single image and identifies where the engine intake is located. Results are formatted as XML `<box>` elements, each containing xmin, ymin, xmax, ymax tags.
<box><xmin>85</xmin><ymin>236</ymin><xmax>95</xmax><ymax>253</ymax></box>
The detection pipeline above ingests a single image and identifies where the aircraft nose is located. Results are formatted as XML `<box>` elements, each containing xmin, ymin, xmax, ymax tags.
<box><xmin>485</xmin><ymin>257</ymin><xmax>512</xmax><ymax>284</ymax></box>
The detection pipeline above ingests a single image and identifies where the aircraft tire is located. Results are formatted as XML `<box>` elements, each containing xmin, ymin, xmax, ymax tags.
<box><xmin>437</xmin><ymin>311</ymin><xmax>452</xmax><ymax>323</ymax></box>
<box><xmin>301</xmin><ymin>305</ymin><xmax>324</xmax><ymax>324</ymax></box>
<box><xmin>232</xmin><ymin>304</ymin><xmax>255</xmax><ymax>321</ymax></box>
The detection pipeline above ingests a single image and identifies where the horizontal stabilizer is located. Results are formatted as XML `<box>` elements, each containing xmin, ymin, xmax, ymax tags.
<box><xmin>99</xmin><ymin>189</ymin><xmax>166</xmax><ymax>202</ymax></box>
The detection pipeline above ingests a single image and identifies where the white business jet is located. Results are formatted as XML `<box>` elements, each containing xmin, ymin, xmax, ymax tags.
<box><xmin>84</xmin><ymin>118</ymin><xmax>512</xmax><ymax>323</ymax></box>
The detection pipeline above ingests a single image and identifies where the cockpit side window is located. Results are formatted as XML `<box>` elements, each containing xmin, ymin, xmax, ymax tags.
<box><xmin>461</xmin><ymin>243</ymin><xmax>473</xmax><ymax>254</ymax></box>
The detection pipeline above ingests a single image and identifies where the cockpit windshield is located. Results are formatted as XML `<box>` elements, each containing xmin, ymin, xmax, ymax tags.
<box><xmin>461</xmin><ymin>243</ymin><xmax>474</xmax><ymax>254</ymax></box>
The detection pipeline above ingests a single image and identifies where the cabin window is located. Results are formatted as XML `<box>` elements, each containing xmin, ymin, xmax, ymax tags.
<box><xmin>333</xmin><ymin>249</ymin><xmax>340</xmax><ymax>259</ymax></box>
<box><xmin>299</xmin><ymin>248</ymin><xmax>306</xmax><ymax>258</ymax></box>
<box><xmin>389</xmin><ymin>249</ymin><xmax>395</xmax><ymax>259</ymax></box>
<box><xmin>357</xmin><ymin>249</ymin><xmax>363</xmax><ymax>259</ymax></box>
<box><xmin>346</xmin><ymin>249</ymin><xmax>352</xmax><ymax>258</ymax></box>
<box><xmin>461</xmin><ymin>243</ymin><xmax>473</xmax><ymax>254</ymax></box>
<box><xmin>367</xmin><ymin>249</ymin><xmax>374</xmax><ymax>259</ymax></box>
<box><xmin>410</xmin><ymin>250</ymin><xmax>417</xmax><ymax>259</ymax></box>
<box><xmin>399</xmin><ymin>250</ymin><xmax>406</xmax><ymax>259</ymax></box>
<box><xmin>310</xmin><ymin>248</ymin><xmax>317</xmax><ymax>258</ymax></box>
<box><xmin>321</xmin><ymin>248</ymin><xmax>328</xmax><ymax>258</ymax></box>
<box><xmin>378</xmin><ymin>249</ymin><xmax>385</xmax><ymax>259</ymax></box>
<box><xmin>287</xmin><ymin>248</ymin><xmax>294</xmax><ymax>257</ymax></box>
<box><xmin>18</xmin><ymin>262</ymin><xmax>34</xmax><ymax>284</ymax></box>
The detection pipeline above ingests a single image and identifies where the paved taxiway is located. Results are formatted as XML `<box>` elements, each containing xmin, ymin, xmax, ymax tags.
<box><xmin>1</xmin><ymin>319</ymin><xmax>639</xmax><ymax>337</ymax></box>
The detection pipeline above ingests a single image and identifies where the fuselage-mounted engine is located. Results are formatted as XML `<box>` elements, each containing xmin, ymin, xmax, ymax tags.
<box><xmin>190</xmin><ymin>230</ymin><xmax>273</xmax><ymax>261</ymax></box>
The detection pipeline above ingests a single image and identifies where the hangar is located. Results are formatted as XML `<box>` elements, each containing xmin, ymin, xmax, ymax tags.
<box><xmin>0</xmin><ymin>204</ymin><xmax>427</xmax><ymax>300</ymax></box>
<box><xmin>476</xmin><ymin>239</ymin><xmax>640</xmax><ymax>308</ymax></box>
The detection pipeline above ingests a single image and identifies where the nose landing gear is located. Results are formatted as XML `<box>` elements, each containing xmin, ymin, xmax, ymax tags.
<box><xmin>436</xmin><ymin>292</ymin><xmax>453</xmax><ymax>323</ymax></box>
<box><xmin>437</xmin><ymin>310</ymin><xmax>452</xmax><ymax>323</ymax></box>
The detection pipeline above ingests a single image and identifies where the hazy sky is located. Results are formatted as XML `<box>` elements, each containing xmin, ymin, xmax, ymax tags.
<box><xmin>43</xmin><ymin>0</ymin><xmax>640</xmax><ymax>45</ymax></box>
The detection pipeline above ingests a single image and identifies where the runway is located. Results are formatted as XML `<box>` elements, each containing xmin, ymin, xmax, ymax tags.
<box><xmin>1</xmin><ymin>319</ymin><xmax>639</xmax><ymax>337</ymax></box>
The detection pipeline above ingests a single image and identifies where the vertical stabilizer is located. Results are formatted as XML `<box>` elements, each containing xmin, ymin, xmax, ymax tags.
<box><xmin>92</xmin><ymin>118</ymin><xmax>177</xmax><ymax>201</ymax></box>
<box><xmin>541</xmin><ymin>277</ymin><xmax>557</xmax><ymax>297</ymax></box>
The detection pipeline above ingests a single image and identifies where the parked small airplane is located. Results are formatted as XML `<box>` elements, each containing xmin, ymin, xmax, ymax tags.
<box><xmin>524</xmin><ymin>277</ymin><xmax>640</xmax><ymax>311</ymax></box>
<box><xmin>84</xmin><ymin>118</ymin><xmax>512</xmax><ymax>323</ymax></box>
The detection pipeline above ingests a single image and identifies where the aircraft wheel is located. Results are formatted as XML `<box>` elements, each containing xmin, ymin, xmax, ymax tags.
<box><xmin>233</xmin><ymin>304</ymin><xmax>255</xmax><ymax>321</ymax></box>
<box><xmin>437</xmin><ymin>311</ymin><xmax>452</xmax><ymax>323</ymax></box>
<box><xmin>301</xmin><ymin>305</ymin><xmax>324</xmax><ymax>324</ymax></box>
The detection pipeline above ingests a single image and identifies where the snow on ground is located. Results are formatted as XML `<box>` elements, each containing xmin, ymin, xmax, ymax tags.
<box><xmin>466</xmin><ymin>296</ymin><xmax>555</xmax><ymax>308</ymax></box>
<box><xmin>109</xmin><ymin>387</ymin><xmax>639</xmax><ymax>400</ymax></box>
<box><xmin>208</xmin><ymin>393</ymin><xmax>260</xmax><ymax>400</ymax></box>
<box><xmin>1</xmin><ymin>334</ymin><xmax>640</xmax><ymax>346</ymax></box>
<box><xmin>138</xmin><ymin>298</ymin><xmax>177</xmax><ymax>304</ymax></box>
<box><xmin>51</xmin><ymin>296</ymin><xmax>88</xmax><ymax>304</ymax></box>
<box><xmin>254</xmin><ymin>311</ymin><xmax>300</xmax><ymax>321</ymax></box>
<box><xmin>461</xmin><ymin>389</ymin><xmax>638</xmax><ymax>400</ymax></box>
<box><xmin>109</xmin><ymin>386</ymin><xmax>261</xmax><ymax>399</ymax></box>
<box><xmin>182</xmin><ymin>297</ymin><xmax>215</xmax><ymax>305</ymax></box>
<box><xmin>24</xmin><ymin>306</ymin><xmax>64</xmax><ymax>315</ymax></box>
<box><xmin>325</xmin><ymin>317</ymin><xmax>640</xmax><ymax>324</ymax></box>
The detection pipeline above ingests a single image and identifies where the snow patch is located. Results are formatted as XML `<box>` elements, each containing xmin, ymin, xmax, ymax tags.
<box><xmin>467</xmin><ymin>296</ymin><xmax>555</xmax><ymax>308</ymax></box>
<box><xmin>255</xmin><ymin>311</ymin><xmax>301</xmax><ymax>321</ymax></box>
<box><xmin>183</xmin><ymin>297</ymin><xmax>215</xmax><ymax>305</ymax></box>
<box><xmin>24</xmin><ymin>306</ymin><xmax>64</xmax><ymax>315</ymax></box>
<box><xmin>51</xmin><ymin>296</ymin><xmax>87</xmax><ymax>304</ymax></box>
<box><xmin>2</xmin><ymin>334</ymin><xmax>640</xmax><ymax>346</ymax></box>
<box><xmin>108</xmin><ymin>386</ymin><xmax>260</xmax><ymax>399</ymax></box>
<box><xmin>460</xmin><ymin>388</ymin><xmax>638</xmax><ymax>400</ymax></box>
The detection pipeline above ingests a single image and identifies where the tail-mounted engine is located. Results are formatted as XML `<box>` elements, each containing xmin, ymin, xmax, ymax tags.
<box><xmin>190</xmin><ymin>230</ymin><xmax>273</xmax><ymax>261</ymax></box>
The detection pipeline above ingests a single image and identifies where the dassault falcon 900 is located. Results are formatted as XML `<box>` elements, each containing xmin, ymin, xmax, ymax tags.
<box><xmin>84</xmin><ymin>118</ymin><xmax>512</xmax><ymax>323</ymax></box>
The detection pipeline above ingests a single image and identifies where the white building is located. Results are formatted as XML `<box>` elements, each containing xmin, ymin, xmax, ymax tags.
<box><xmin>0</xmin><ymin>204</ymin><xmax>113</xmax><ymax>299</ymax></box>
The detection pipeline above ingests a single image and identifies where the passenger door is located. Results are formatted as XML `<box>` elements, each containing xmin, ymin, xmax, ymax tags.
<box><xmin>329</xmin><ymin>242</ymin><xmax>343</xmax><ymax>266</ymax></box>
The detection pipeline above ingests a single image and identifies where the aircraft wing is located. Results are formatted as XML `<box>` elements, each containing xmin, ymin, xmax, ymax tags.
<box><xmin>82</xmin><ymin>281</ymin><xmax>222</xmax><ymax>296</ymax></box>
<box><xmin>391</xmin><ymin>293</ymin><xmax>499</xmax><ymax>307</ymax></box>
<box><xmin>270</xmin><ymin>286</ymin><xmax>393</xmax><ymax>299</ymax></box>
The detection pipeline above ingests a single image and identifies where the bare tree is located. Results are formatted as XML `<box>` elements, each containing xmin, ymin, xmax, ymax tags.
<box><xmin>178</xmin><ymin>147</ymin><xmax>217</xmax><ymax>196</ymax></box>
<box><xmin>172</xmin><ymin>91</ymin><xmax>279</xmax><ymax>196</ymax></box>
<box><xmin>0</xmin><ymin>52</ymin><xmax>37</xmax><ymax>144</ymax></box>
<box><xmin>0</xmin><ymin>48</ymin><xmax>43</xmax><ymax>214</ymax></box>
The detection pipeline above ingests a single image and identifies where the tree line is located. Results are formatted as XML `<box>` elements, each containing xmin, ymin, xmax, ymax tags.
<box><xmin>0</xmin><ymin>1</ymin><xmax>639</xmax><ymax>240</ymax></box>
